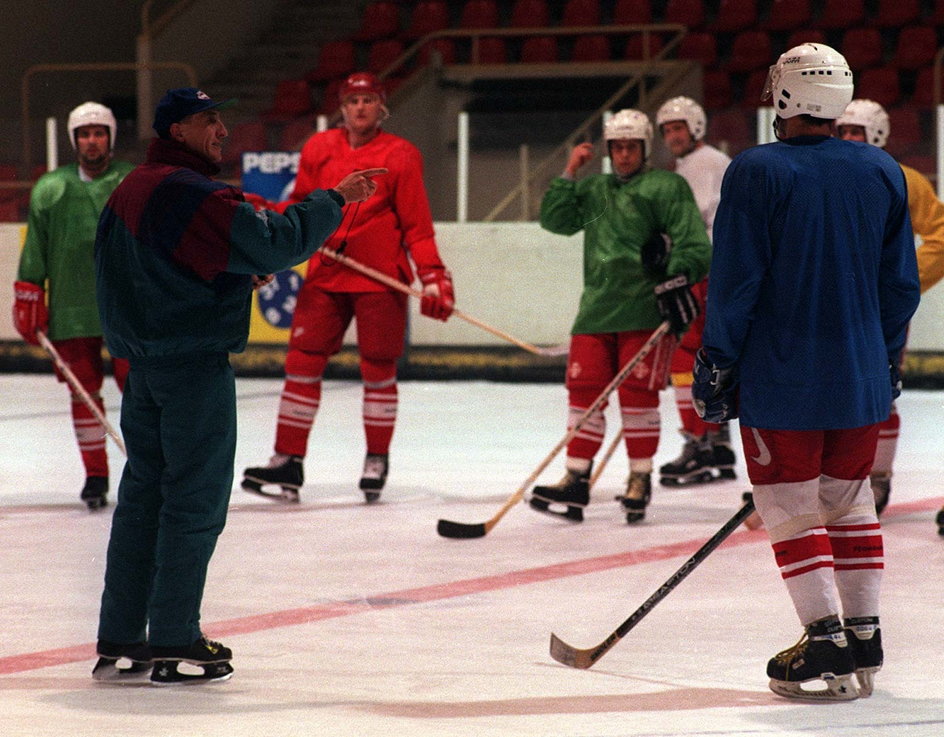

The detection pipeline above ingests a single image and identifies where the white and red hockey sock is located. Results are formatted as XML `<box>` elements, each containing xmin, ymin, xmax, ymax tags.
<box><xmin>828</xmin><ymin>514</ymin><xmax>883</xmax><ymax>620</ymax></box>
<box><xmin>362</xmin><ymin>376</ymin><xmax>398</xmax><ymax>455</ymax></box>
<box><xmin>772</xmin><ymin>526</ymin><xmax>840</xmax><ymax>625</ymax></box>
<box><xmin>871</xmin><ymin>406</ymin><xmax>899</xmax><ymax>475</ymax></box>
<box><xmin>275</xmin><ymin>351</ymin><xmax>330</xmax><ymax>457</ymax></box>
<box><xmin>618</xmin><ymin>395</ymin><xmax>660</xmax><ymax>461</ymax></box>
<box><xmin>565</xmin><ymin>403</ymin><xmax>605</xmax><ymax>460</ymax></box>
<box><xmin>72</xmin><ymin>394</ymin><xmax>107</xmax><ymax>478</ymax></box>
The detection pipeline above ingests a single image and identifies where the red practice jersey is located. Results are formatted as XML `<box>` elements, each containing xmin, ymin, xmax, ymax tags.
<box><xmin>281</xmin><ymin>127</ymin><xmax>444</xmax><ymax>292</ymax></box>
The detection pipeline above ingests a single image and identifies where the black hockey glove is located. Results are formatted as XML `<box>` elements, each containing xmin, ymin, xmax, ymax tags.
<box><xmin>654</xmin><ymin>274</ymin><xmax>699</xmax><ymax>336</ymax></box>
<box><xmin>641</xmin><ymin>232</ymin><xmax>671</xmax><ymax>278</ymax></box>
<box><xmin>692</xmin><ymin>347</ymin><xmax>739</xmax><ymax>423</ymax></box>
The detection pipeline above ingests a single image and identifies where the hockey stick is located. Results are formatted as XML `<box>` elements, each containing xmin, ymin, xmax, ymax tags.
<box><xmin>317</xmin><ymin>245</ymin><xmax>551</xmax><ymax>356</ymax></box>
<box><xmin>36</xmin><ymin>330</ymin><xmax>127</xmax><ymax>456</ymax></box>
<box><xmin>437</xmin><ymin>322</ymin><xmax>671</xmax><ymax>539</ymax></box>
<box><xmin>589</xmin><ymin>431</ymin><xmax>623</xmax><ymax>490</ymax></box>
<box><xmin>548</xmin><ymin>496</ymin><xmax>756</xmax><ymax>669</ymax></box>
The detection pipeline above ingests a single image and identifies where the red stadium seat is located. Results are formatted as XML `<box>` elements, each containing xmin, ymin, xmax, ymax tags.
<box><xmin>510</xmin><ymin>0</ymin><xmax>550</xmax><ymax>28</ymax></box>
<box><xmin>561</xmin><ymin>0</ymin><xmax>601</xmax><ymax>27</ymax></box>
<box><xmin>316</xmin><ymin>79</ymin><xmax>344</xmax><ymax>116</ymax></box>
<box><xmin>869</xmin><ymin>0</ymin><xmax>921</xmax><ymax>28</ymax></box>
<box><xmin>912</xmin><ymin>66</ymin><xmax>943</xmax><ymax>107</ymax></box>
<box><xmin>367</xmin><ymin>39</ymin><xmax>406</xmax><ymax>75</ymax></box>
<box><xmin>739</xmin><ymin>68</ymin><xmax>771</xmax><ymax>108</ymax></box>
<box><xmin>763</xmin><ymin>0</ymin><xmax>812</xmax><ymax>31</ymax></box>
<box><xmin>724</xmin><ymin>30</ymin><xmax>772</xmax><ymax>74</ymax></box>
<box><xmin>839</xmin><ymin>28</ymin><xmax>883</xmax><ymax>72</ymax></box>
<box><xmin>459</xmin><ymin>0</ymin><xmax>500</xmax><ymax>29</ymax></box>
<box><xmin>931</xmin><ymin>0</ymin><xmax>944</xmax><ymax>26</ymax></box>
<box><xmin>900</xmin><ymin>155</ymin><xmax>936</xmax><ymax>176</ymax></box>
<box><xmin>305</xmin><ymin>40</ymin><xmax>356</xmax><ymax>83</ymax></box>
<box><xmin>624</xmin><ymin>33</ymin><xmax>664</xmax><ymax>61</ymax></box>
<box><xmin>885</xmin><ymin>106</ymin><xmax>923</xmax><ymax>159</ymax></box>
<box><xmin>613</xmin><ymin>0</ymin><xmax>653</xmax><ymax>24</ymax></box>
<box><xmin>278</xmin><ymin>115</ymin><xmax>317</xmax><ymax>151</ymax></box>
<box><xmin>784</xmin><ymin>29</ymin><xmax>827</xmax><ymax>50</ymax></box>
<box><xmin>890</xmin><ymin>26</ymin><xmax>939</xmax><ymax>71</ymax></box>
<box><xmin>676</xmin><ymin>32</ymin><xmax>717</xmax><ymax>68</ymax></box>
<box><xmin>814</xmin><ymin>0</ymin><xmax>864</xmax><ymax>30</ymax></box>
<box><xmin>520</xmin><ymin>36</ymin><xmax>558</xmax><ymax>63</ymax></box>
<box><xmin>707</xmin><ymin>107</ymin><xmax>753</xmax><ymax>150</ymax></box>
<box><xmin>702</xmin><ymin>69</ymin><xmax>733</xmax><ymax>109</ymax></box>
<box><xmin>664</xmin><ymin>0</ymin><xmax>706</xmax><ymax>30</ymax></box>
<box><xmin>419</xmin><ymin>38</ymin><xmax>458</xmax><ymax>66</ymax></box>
<box><xmin>710</xmin><ymin>0</ymin><xmax>758</xmax><ymax>33</ymax></box>
<box><xmin>856</xmin><ymin>67</ymin><xmax>901</xmax><ymax>108</ymax></box>
<box><xmin>352</xmin><ymin>1</ymin><xmax>401</xmax><ymax>42</ymax></box>
<box><xmin>403</xmin><ymin>1</ymin><xmax>450</xmax><ymax>40</ymax></box>
<box><xmin>222</xmin><ymin>121</ymin><xmax>269</xmax><ymax>167</ymax></box>
<box><xmin>470</xmin><ymin>36</ymin><xmax>508</xmax><ymax>63</ymax></box>
<box><xmin>262</xmin><ymin>79</ymin><xmax>312</xmax><ymax>122</ymax></box>
<box><xmin>571</xmin><ymin>34</ymin><xmax>611</xmax><ymax>62</ymax></box>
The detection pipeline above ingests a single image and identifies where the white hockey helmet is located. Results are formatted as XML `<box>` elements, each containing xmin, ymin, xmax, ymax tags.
<box><xmin>67</xmin><ymin>102</ymin><xmax>117</xmax><ymax>150</ymax></box>
<box><xmin>761</xmin><ymin>43</ymin><xmax>853</xmax><ymax>120</ymax></box>
<box><xmin>655</xmin><ymin>96</ymin><xmax>706</xmax><ymax>140</ymax></box>
<box><xmin>836</xmin><ymin>99</ymin><xmax>890</xmax><ymax>148</ymax></box>
<box><xmin>604</xmin><ymin>108</ymin><xmax>653</xmax><ymax>158</ymax></box>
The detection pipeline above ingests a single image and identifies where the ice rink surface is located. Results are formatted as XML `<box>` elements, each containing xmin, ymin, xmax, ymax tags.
<box><xmin>1</xmin><ymin>373</ymin><xmax>942</xmax><ymax>736</ymax></box>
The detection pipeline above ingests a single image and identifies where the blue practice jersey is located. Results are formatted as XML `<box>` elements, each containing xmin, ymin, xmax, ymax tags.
<box><xmin>704</xmin><ymin>136</ymin><xmax>920</xmax><ymax>430</ymax></box>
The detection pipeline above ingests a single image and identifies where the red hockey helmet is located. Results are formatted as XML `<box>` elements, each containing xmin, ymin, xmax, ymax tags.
<box><xmin>338</xmin><ymin>72</ymin><xmax>387</xmax><ymax>103</ymax></box>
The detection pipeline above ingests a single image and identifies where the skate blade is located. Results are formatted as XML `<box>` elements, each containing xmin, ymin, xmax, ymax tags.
<box><xmin>241</xmin><ymin>478</ymin><xmax>300</xmax><ymax>503</ymax></box>
<box><xmin>363</xmin><ymin>490</ymin><xmax>381</xmax><ymax>504</ymax></box>
<box><xmin>92</xmin><ymin>657</ymin><xmax>152</xmax><ymax>683</ymax></box>
<box><xmin>528</xmin><ymin>498</ymin><xmax>584</xmax><ymax>522</ymax></box>
<box><xmin>150</xmin><ymin>660</ymin><xmax>234</xmax><ymax>686</ymax></box>
<box><xmin>855</xmin><ymin>666</ymin><xmax>879</xmax><ymax>697</ymax></box>
<box><xmin>768</xmin><ymin>673</ymin><xmax>858</xmax><ymax>701</ymax></box>
<box><xmin>658</xmin><ymin>471</ymin><xmax>721</xmax><ymax>487</ymax></box>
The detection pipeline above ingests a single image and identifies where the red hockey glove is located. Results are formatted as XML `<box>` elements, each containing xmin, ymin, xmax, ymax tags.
<box><xmin>418</xmin><ymin>268</ymin><xmax>455</xmax><ymax>321</ymax></box>
<box><xmin>12</xmin><ymin>280</ymin><xmax>48</xmax><ymax>346</ymax></box>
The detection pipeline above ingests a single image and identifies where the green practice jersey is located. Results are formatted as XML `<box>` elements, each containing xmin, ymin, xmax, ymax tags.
<box><xmin>540</xmin><ymin>168</ymin><xmax>711</xmax><ymax>335</ymax></box>
<box><xmin>17</xmin><ymin>160</ymin><xmax>134</xmax><ymax>340</ymax></box>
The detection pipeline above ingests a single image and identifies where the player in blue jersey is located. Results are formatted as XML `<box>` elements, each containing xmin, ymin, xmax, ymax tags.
<box><xmin>692</xmin><ymin>44</ymin><xmax>920</xmax><ymax>701</ymax></box>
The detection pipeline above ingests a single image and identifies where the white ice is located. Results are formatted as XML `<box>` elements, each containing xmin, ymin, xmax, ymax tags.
<box><xmin>1</xmin><ymin>374</ymin><xmax>943</xmax><ymax>736</ymax></box>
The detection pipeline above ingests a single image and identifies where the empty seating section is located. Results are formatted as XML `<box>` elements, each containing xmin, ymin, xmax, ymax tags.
<box><xmin>15</xmin><ymin>0</ymin><xmax>929</xmax><ymax>221</ymax></box>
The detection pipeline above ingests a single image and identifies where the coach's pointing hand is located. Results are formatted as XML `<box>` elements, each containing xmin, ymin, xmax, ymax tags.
<box><xmin>332</xmin><ymin>168</ymin><xmax>387</xmax><ymax>204</ymax></box>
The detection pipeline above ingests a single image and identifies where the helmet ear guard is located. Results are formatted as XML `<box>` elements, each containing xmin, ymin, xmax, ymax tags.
<box><xmin>603</xmin><ymin>109</ymin><xmax>654</xmax><ymax>159</ymax></box>
<box><xmin>67</xmin><ymin>102</ymin><xmax>117</xmax><ymax>150</ymax></box>
<box><xmin>762</xmin><ymin>43</ymin><xmax>853</xmax><ymax>120</ymax></box>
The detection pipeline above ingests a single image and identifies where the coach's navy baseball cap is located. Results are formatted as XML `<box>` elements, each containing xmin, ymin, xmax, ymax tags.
<box><xmin>153</xmin><ymin>87</ymin><xmax>235</xmax><ymax>137</ymax></box>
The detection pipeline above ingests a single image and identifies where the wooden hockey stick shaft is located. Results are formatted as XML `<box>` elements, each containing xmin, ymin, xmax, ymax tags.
<box><xmin>589</xmin><ymin>431</ymin><xmax>623</xmax><ymax>489</ymax></box>
<box><xmin>317</xmin><ymin>245</ymin><xmax>548</xmax><ymax>356</ymax></box>
<box><xmin>36</xmin><ymin>330</ymin><xmax>127</xmax><ymax>456</ymax></box>
<box><xmin>437</xmin><ymin>322</ymin><xmax>671</xmax><ymax>538</ymax></box>
<box><xmin>548</xmin><ymin>497</ymin><xmax>757</xmax><ymax>669</ymax></box>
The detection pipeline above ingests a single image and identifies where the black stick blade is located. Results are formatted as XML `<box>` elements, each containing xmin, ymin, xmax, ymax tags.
<box><xmin>437</xmin><ymin>518</ymin><xmax>488</xmax><ymax>538</ymax></box>
<box><xmin>549</xmin><ymin>633</ymin><xmax>595</xmax><ymax>669</ymax></box>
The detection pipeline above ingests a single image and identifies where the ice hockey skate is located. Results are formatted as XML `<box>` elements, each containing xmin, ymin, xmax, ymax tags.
<box><xmin>870</xmin><ymin>472</ymin><xmax>891</xmax><ymax>515</ymax></box>
<box><xmin>359</xmin><ymin>453</ymin><xmax>389</xmax><ymax>503</ymax></box>
<box><xmin>619</xmin><ymin>471</ymin><xmax>652</xmax><ymax>524</ymax></box>
<box><xmin>81</xmin><ymin>476</ymin><xmax>108</xmax><ymax>511</ymax></box>
<box><xmin>92</xmin><ymin>640</ymin><xmax>152</xmax><ymax>682</ymax></box>
<box><xmin>767</xmin><ymin>617</ymin><xmax>858</xmax><ymax>701</ymax></box>
<box><xmin>241</xmin><ymin>454</ymin><xmax>303</xmax><ymax>502</ymax></box>
<box><xmin>529</xmin><ymin>464</ymin><xmax>591</xmax><ymax>522</ymax></box>
<box><xmin>150</xmin><ymin>636</ymin><xmax>233</xmax><ymax>686</ymax></box>
<box><xmin>844</xmin><ymin>616</ymin><xmax>882</xmax><ymax>697</ymax></box>
<box><xmin>658</xmin><ymin>432</ymin><xmax>714</xmax><ymax>486</ymax></box>
<box><xmin>707</xmin><ymin>424</ymin><xmax>737</xmax><ymax>480</ymax></box>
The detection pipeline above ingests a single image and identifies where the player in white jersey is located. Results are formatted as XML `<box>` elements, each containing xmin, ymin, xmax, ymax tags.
<box><xmin>655</xmin><ymin>97</ymin><xmax>736</xmax><ymax>487</ymax></box>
